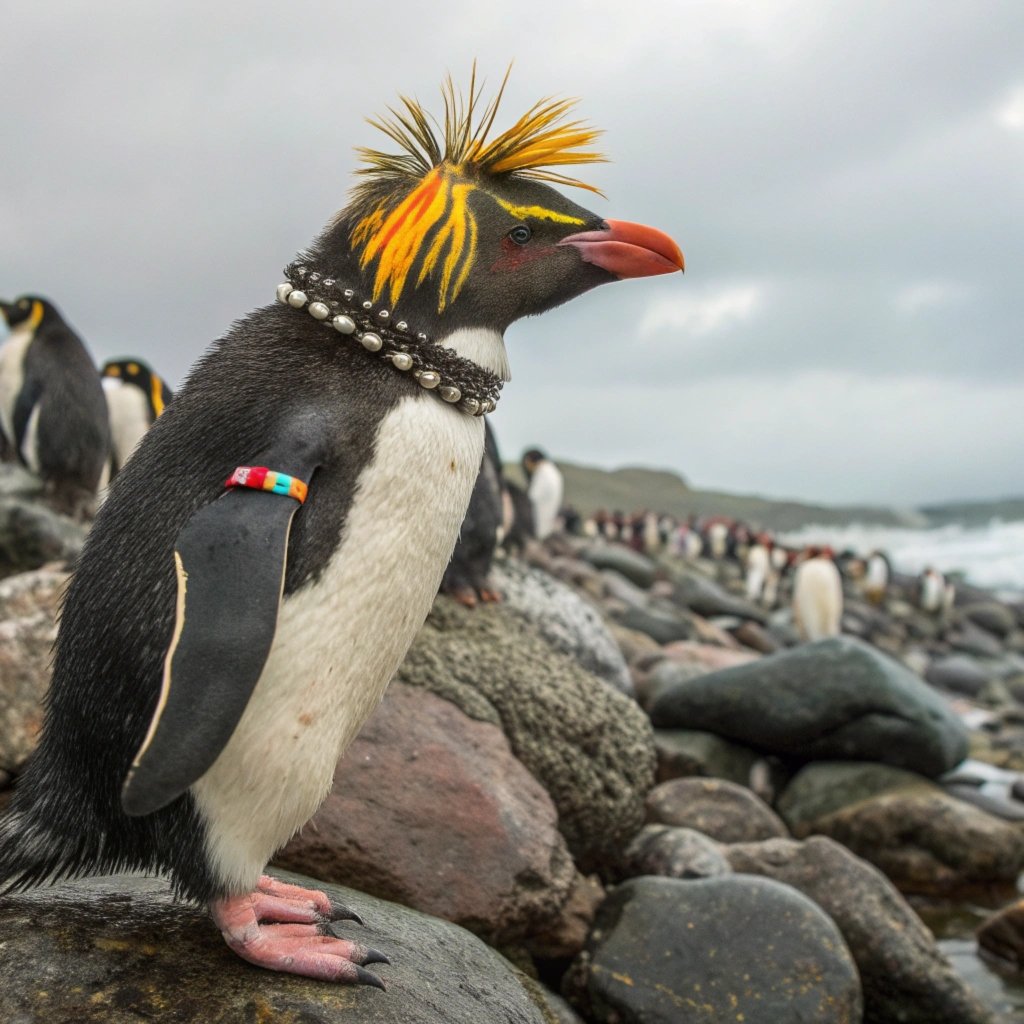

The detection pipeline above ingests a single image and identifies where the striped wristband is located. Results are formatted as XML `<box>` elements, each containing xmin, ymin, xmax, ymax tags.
<box><xmin>225</xmin><ymin>466</ymin><xmax>308</xmax><ymax>504</ymax></box>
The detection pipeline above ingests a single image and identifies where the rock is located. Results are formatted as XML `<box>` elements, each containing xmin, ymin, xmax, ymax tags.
<box><xmin>581</xmin><ymin>545</ymin><xmax>656</xmax><ymax>588</ymax></box>
<box><xmin>638</xmin><ymin>659</ymin><xmax>707</xmax><ymax>711</ymax></box>
<box><xmin>659</xmin><ymin>639</ymin><xmax>760</xmax><ymax>671</ymax></box>
<box><xmin>669</xmin><ymin>567</ymin><xmax>768</xmax><ymax>622</ymax></box>
<box><xmin>926</xmin><ymin>655</ymin><xmax>994</xmax><ymax>697</ymax></box>
<box><xmin>615</xmin><ymin>604</ymin><xmax>694</xmax><ymax>645</ymax></box>
<box><xmin>730</xmin><ymin>619</ymin><xmax>781</xmax><ymax>653</ymax></box>
<box><xmin>490</xmin><ymin>560</ymin><xmax>632</xmax><ymax>694</ymax></box>
<box><xmin>653</xmin><ymin>728</ymin><xmax>761</xmax><ymax>786</ymax></box>
<box><xmin>0</xmin><ymin>569</ymin><xmax>69</xmax><ymax>775</ymax></box>
<box><xmin>976</xmin><ymin>899</ymin><xmax>1024</xmax><ymax>968</ymax></box>
<box><xmin>645</xmin><ymin>777</ymin><xmax>789</xmax><ymax>842</ymax></box>
<box><xmin>0</xmin><ymin>496</ymin><xmax>88</xmax><ymax>578</ymax></box>
<box><xmin>524</xmin><ymin>871</ymin><xmax>605</xmax><ymax>960</ymax></box>
<box><xmin>948</xmin><ymin>621</ymin><xmax>1005</xmax><ymax>659</ymax></box>
<box><xmin>396</xmin><ymin>597</ymin><xmax>655</xmax><ymax>870</ymax></box>
<box><xmin>621</xmin><ymin>824</ymin><xmax>730</xmax><ymax>880</ymax></box>
<box><xmin>793</xmin><ymin>784</ymin><xmax>1024</xmax><ymax>895</ymax></box>
<box><xmin>598</xmin><ymin>569</ymin><xmax>650</xmax><ymax>608</ymax></box>
<box><xmin>0</xmin><ymin>873</ymin><xmax>554</xmax><ymax>1023</ymax></box>
<box><xmin>276</xmin><ymin>683</ymin><xmax>574</xmax><ymax>945</ymax></box>
<box><xmin>962</xmin><ymin>602</ymin><xmax>1018</xmax><ymax>639</ymax></box>
<box><xmin>650</xmin><ymin>636</ymin><xmax>968</xmax><ymax>777</ymax></box>
<box><xmin>777</xmin><ymin>761</ymin><xmax>932</xmax><ymax>832</ymax></box>
<box><xmin>726</xmin><ymin>836</ymin><xmax>996</xmax><ymax>1024</ymax></box>
<box><xmin>0</xmin><ymin>462</ymin><xmax>42</xmax><ymax>498</ymax></box>
<box><xmin>537</xmin><ymin>990</ymin><xmax>587</xmax><ymax>1024</ymax></box>
<box><xmin>605</xmin><ymin>621</ymin><xmax>662</xmax><ymax>667</ymax></box>
<box><xmin>564</xmin><ymin>875</ymin><xmax>862</xmax><ymax>1024</ymax></box>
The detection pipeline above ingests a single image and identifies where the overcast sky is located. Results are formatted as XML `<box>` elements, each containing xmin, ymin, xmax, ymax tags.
<box><xmin>3</xmin><ymin>1</ymin><xmax>1022</xmax><ymax>507</ymax></box>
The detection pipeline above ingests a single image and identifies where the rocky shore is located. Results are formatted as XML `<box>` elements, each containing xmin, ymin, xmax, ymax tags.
<box><xmin>2</xmin><ymin>468</ymin><xmax>1024</xmax><ymax>1022</ymax></box>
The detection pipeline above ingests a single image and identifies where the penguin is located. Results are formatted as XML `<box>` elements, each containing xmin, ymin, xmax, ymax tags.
<box><xmin>0</xmin><ymin>71</ymin><xmax>684</xmax><ymax>986</ymax></box>
<box><xmin>0</xmin><ymin>295</ymin><xmax>111</xmax><ymax>517</ymax></box>
<box><xmin>863</xmin><ymin>549</ymin><xmax>890</xmax><ymax>605</ymax></box>
<box><xmin>745</xmin><ymin>538</ymin><xmax>771</xmax><ymax>603</ymax></box>
<box><xmin>101</xmin><ymin>358</ymin><xmax>174</xmax><ymax>477</ymax></box>
<box><xmin>440</xmin><ymin>418</ymin><xmax>504</xmax><ymax>607</ymax></box>
<box><xmin>501</xmin><ymin>478</ymin><xmax>535</xmax><ymax>555</ymax></box>
<box><xmin>521</xmin><ymin>447</ymin><xmax>564</xmax><ymax>540</ymax></box>
<box><xmin>919</xmin><ymin>566</ymin><xmax>947</xmax><ymax>614</ymax></box>
<box><xmin>792</xmin><ymin>548</ymin><xmax>844</xmax><ymax>641</ymax></box>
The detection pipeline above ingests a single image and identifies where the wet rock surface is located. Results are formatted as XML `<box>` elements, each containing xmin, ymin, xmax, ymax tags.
<box><xmin>0</xmin><ymin>873</ymin><xmax>554</xmax><ymax>1024</ymax></box>
<box><xmin>645</xmin><ymin>776</ymin><xmax>789</xmax><ymax>842</ymax></box>
<box><xmin>564</xmin><ymin>874</ymin><xmax>862</xmax><ymax>1024</ymax></box>
<box><xmin>726</xmin><ymin>836</ymin><xmax>996</xmax><ymax>1024</ymax></box>
<box><xmin>650</xmin><ymin>636</ymin><xmax>968</xmax><ymax>776</ymax></box>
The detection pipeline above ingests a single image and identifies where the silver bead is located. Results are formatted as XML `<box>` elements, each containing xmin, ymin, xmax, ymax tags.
<box><xmin>323</xmin><ymin>279</ymin><xmax>335</xmax><ymax>289</ymax></box>
<box><xmin>460</xmin><ymin>397</ymin><xmax>481</xmax><ymax>415</ymax></box>
<box><xmin>276</xmin><ymin>283</ymin><xmax>293</xmax><ymax>303</ymax></box>
<box><xmin>417</xmin><ymin>370</ymin><xmax>440</xmax><ymax>389</ymax></box>
<box><xmin>294</xmin><ymin>266</ymin><xmax>307</xmax><ymax>277</ymax></box>
<box><xmin>308</xmin><ymin>272</ymin><xmax>321</xmax><ymax>283</ymax></box>
<box><xmin>378</xmin><ymin>309</ymin><xmax>390</xmax><ymax>320</ymax></box>
<box><xmin>308</xmin><ymin>301</ymin><xmax>330</xmax><ymax>320</ymax></box>
<box><xmin>287</xmin><ymin>290</ymin><xmax>308</xmax><ymax>308</ymax></box>
<box><xmin>481</xmin><ymin>399</ymin><xmax>496</xmax><ymax>413</ymax></box>
<box><xmin>391</xmin><ymin>351</ymin><xmax>414</xmax><ymax>371</ymax></box>
<box><xmin>417</xmin><ymin>332</ymin><xmax>428</xmax><ymax>342</ymax></box>
<box><xmin>439</xmin><ymin>385</ymin><xmax>462</xmax><ymax>403</ymax></box>
<box><xmin>332</xmin><ymin>315</ymin><xmax>356</xmax><ymax>335</ymax></box>
<box><xmin>396</xmin><ymin>321</ymin><xmax>409</xmax><ymax>332</ymax></box>
<box><xmin>360</xmin><ymin>332</ymin><xmax>383</xmax><ymax>352</ymax></box>
<box><xmin>362</xmin><ymin>300</ymin><xmax>373</xmax><ymax>311</ymax></box>
<box><xmin>343</xmin><ymin>288</ymin><xmax>355</xmax><ymax>301</ymax></box>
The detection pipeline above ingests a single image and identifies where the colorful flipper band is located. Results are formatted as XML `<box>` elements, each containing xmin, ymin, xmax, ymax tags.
<box><xmin>225</xmin><ymin>466</ymin><xmax>308</xmax><ymax>504</ymax></box>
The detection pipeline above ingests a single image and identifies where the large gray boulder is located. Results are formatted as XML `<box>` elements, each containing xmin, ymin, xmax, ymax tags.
<box><xmin>564</xmin><ymin>875</ymin><xmax>862</xmax><ymax>1023</ymax></box>
<box><xmin>580</xmin><ymin>544</ymin><xmax>657</xmax><ymax>588</ymax></box>
<box><xmin>0</xmin><ymin>873</ymin><xmax>554</xmax><ymax>1023</ymax></box>
<box><xmin>669</xmin><ymin>566</ymin><xmax>768</xmax><ymax>622</ymax></box>
<box><xmin>650</xmin><ymin>636</ymin><xmax>968</xmax><ymax>777</ymax></box>
<box><xmin>726</xmin><ymin>836</ymin><xmax>996</xmax><ymax>1024</ymax></box>
<box><xmin>396</xmin><ymin>596</ymin><xmax>655</xmax><ymax>869</ymax></box>
<box><xmin>490</xmin><ymin>559</ymin><xmax>631</xmax><ymax>694</ymax></box>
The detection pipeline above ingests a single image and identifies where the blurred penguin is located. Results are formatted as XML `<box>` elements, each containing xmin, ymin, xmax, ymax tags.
<box><xmin>792</xmin><ymin>547</ymin><xmax>843</xmax><ymax>641</ymax></box>
<box><xmin>0</xmin><ymin>295</ymin><xmax>110</xmax><ymax>518</ymax></box>
<box><xmin>101</xmin><ymin>358</ymin><xmax>174</xmax><ymax>477</ymax></box>
<box><xmin>863</xmin><ymin>549</ymin><xmax>890</xmax><ymax>605</ymax></box>
<box><xmin>521</xmin><ymin>447</ymin><xmax>563</xmax><ymax>540</ymax></box>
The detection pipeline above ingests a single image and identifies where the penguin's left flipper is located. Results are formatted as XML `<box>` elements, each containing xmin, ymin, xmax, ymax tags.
<box><xmin>121</xmin><ymin>426</ymin><xmax>325</xmax><ymax>817</ymax></box>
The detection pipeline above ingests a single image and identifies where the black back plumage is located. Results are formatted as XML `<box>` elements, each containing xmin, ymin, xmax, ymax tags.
<box><xmin>0</xmin><ymin>297</ymin><xmax>110</xmax><ymax>514</ymax></box>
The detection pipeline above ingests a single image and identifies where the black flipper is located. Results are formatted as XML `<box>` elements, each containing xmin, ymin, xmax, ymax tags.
<box><xmin>121</xmin><ymin>418</ymin><xmax>327</xmax><ymax>817</ymax></box>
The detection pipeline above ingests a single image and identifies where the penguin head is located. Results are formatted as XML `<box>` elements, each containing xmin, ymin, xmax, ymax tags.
<box><xmin>102</xmin><ymin>358</ymin><xmax>172</xmax><ymax>418</ymax></box>
<box><xmin>0</xmin><ymin>294</ymin><xmax>54</xmax><ymax>331</ymax></box>
<box><xmin>311</xmin><ymin>69</ymin><xmax>684</xmax><ymax>339</ymax></box>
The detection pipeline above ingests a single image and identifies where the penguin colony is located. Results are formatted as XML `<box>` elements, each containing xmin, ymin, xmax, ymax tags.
<box><xmin>0</xmin><ymin>296</ymin><xmax>111</xmax><ymax>516</ymax></box>
<box><xmin>0</xmin><ymin>71</ymin><xmax>683</xmax><ymax>985</ymax></box>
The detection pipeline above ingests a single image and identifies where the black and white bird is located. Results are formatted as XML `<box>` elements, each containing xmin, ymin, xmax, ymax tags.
<box><xmin>100</xmin><ymin>358</ymin><xmax>174</xmax><ymax>477</ymax></box>
<box><xmin>0</xmin><ymin>295</ymin><xmax>111</xmax><ymax>517</ymax></box>
<box><xmin>0</xmin><ymin>71</ymin><xmax>683</xmax><ymax>986</ymax></box>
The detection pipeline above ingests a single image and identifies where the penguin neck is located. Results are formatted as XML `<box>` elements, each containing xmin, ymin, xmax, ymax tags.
<box><xmin>437</xmin><ymin>327</ymin><xmax>511</xmax><ymax>383</ymax></box>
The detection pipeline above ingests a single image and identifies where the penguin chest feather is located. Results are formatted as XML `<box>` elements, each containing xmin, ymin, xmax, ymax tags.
<box><xmin>191</xmin><ymin>394</ymin><xmax>483</xmax><ymax>893</ymax></box>
<box><xmin>0</xmin><ymin>326</ymin><xmax>35</xmax><ymax>449</ymax></box>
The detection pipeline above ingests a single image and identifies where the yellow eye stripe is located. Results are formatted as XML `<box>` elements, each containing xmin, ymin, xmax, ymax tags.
<box><xmin>493</xmin><ymin>199</ymin><xmax>584</xmax><ymax>225</ymax></box>
<box><xmin>28</xmin><ymin>301</ymin><xmax>44</xmax><ymax>330</ymax></box>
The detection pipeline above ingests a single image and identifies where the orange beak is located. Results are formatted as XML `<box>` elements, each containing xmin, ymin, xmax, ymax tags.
<box><xmin>559</xmin><ymin>219</ymin><xmax>685</xmax><ymax>278</ymax></box>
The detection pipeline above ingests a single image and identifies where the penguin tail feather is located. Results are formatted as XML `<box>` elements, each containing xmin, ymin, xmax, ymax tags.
<box><xmin>0</xmin><ymin>807</ymin><xmax>86</xmax><ymax>895</ymax></box>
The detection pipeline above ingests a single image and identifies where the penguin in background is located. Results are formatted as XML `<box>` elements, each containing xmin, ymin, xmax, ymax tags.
<box><xmin>792</xmin><ymin>546</ymin><xmax>844</xmax><ymax>641</ymax></box>
<box><xmin>0</xmin><ymin>295</ymin><xmax>111</xmax><ymax>517</ymax></box>
<box><xmin>101</xmin><ymin>358</ymin><xmax>174</xmax><ymax>477</ymax></box>
<box><xmin>440</xmin><ymin>418</ymin><xmax>504</xmax><ymax>607</ymax></box>
<box><xmin>0</xmin><ymin>71</ymin><xmax>684</xmax><ymax>986</ymax></box>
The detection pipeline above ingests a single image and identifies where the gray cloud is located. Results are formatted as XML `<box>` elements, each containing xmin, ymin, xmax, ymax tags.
<box><xmin>2</xmin><ymin>0</ymin><xmax>1022</xmax><ymax>505</ymax></box>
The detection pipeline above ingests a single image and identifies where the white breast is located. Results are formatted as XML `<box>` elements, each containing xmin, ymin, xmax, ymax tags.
<box><xmin>0</xmin><ymin>327</ymin><xmax>35</xmax><ymax>450</ymax></box>
<box><xmin>192</xmin><ymin>394</ymin><xmax>484</xmax><ymax>893</ymax></box>
<box><xmin>103</xmin><ymin>378</ymin><xmax>152</xmax><ymax>470</ymax></box>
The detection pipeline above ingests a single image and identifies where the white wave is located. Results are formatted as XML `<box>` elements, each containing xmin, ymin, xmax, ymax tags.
<box><xmin>779</xmin><ymin>519</ymin><xmax>1024</xmax><ymax>595</ymax></box>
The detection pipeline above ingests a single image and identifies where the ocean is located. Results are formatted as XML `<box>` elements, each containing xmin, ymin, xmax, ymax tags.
<box><xmin>780</xmin><ymin>519</ymin><xmax>1024</xmax><ymax>597</ymax></box>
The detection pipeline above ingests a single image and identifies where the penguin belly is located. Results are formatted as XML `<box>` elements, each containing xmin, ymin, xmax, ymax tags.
<box><xmin>793</xmin><ymin>559</ymin><xmax>843</xmax><ymax>641</ymax></box>
<box><xmin>191</xmin><ymin>394</ymin><xmax>483</xmax><ymax>894</ymax></box>
<box><xmin>0</xmin><ymin>326</ymin><xmax>34</xmax><ymax>448</ymax></box>
<box><xmin>103</xmin><ymin>377</ymin><xmax>152</xmax><ymax>471</ymax></box>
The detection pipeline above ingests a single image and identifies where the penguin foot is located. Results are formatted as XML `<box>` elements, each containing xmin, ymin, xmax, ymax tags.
<box><xmin>256</xmin><ymin>874</ymin><xmax>363</xmax><ymax>924</ymax></box>
<box><xmin>478</xmin><ymin>588</ymin><xmax>503</xmax><ymax>604</ymax></box>
<box><xmin>211</xmin><ymin>889</ymin><xmax>388</xmax><ymax>986</ymax></box>
<box><xmin>449</xmin><ymin>585</ymin><xmax>478</xmax><ymax>608</ymax></box>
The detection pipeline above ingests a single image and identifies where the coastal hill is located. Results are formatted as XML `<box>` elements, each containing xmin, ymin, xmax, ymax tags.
<box><xmin>506</xmin><ymin>461</ymin><xmax>1022</xmax><ymax>533</ymax></box>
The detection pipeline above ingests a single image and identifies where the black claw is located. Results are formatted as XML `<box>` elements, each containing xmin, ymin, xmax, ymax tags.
<box><xmin>363</xmin><ymin>947</ymin><xmax>391</xmax><ymax>966</ymax></box>
<box><xmin>355</xmin><ymin>966</ymin><xmax>386</xmax><ymax>990</ymax></box>
<box><xmin>329</xmin><ymin>899</ymin><xmax>364</xmax><ymax>926</ymax></box>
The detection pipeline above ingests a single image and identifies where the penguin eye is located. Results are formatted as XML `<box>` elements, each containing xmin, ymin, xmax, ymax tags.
<box><xmin>507</xmin><ymin>225</ymin><xmax>532</xmax><ymax>245</ymax></box>
<box><xmin>18</xmin><ymin>299</ymin><xmax>28</xmax><ymax>309</ymax></box>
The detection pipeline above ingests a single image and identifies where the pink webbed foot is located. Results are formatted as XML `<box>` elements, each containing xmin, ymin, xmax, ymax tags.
<box><xmin>211</xmin><ymin>877</ymin><xmax>388</xmax><ymax>986</ymax></box>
